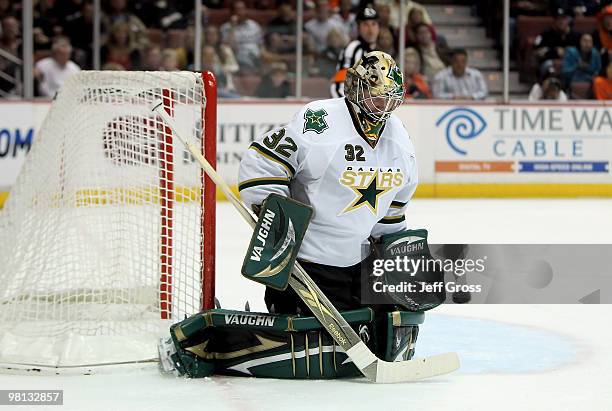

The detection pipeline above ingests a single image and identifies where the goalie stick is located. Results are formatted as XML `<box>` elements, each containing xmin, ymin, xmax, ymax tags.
<box><xmin>152</xmin><ymin>98</ymin><xmax>459</xmax><ymax>383</ymax></box>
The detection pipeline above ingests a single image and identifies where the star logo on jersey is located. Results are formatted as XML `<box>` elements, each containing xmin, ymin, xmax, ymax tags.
<box><xmin>303</xmin><ymin>108</ymin><xmax>329</xmax><ymax>134</ymax></box>
<box><xmin>339</xmin><ymin>167</ymin><xmax>404</xmax><ymax>216</ymax></box>
<box><xmin>341</xmin><ymin>170</ymin><xmax>392</xmax><ymax>215</ymax></box>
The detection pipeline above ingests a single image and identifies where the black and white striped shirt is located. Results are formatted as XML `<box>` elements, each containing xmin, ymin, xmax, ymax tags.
<box><xmin>330</xmin><ymin>37</ymin><xmax>372</xmax><ymax>98</ymax></box>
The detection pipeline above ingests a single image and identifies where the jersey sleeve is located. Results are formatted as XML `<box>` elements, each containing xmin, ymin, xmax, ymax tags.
<box><xmin>238</xmin><ymin>119</ymin><xmax>307</xmax><ymax>211</ymax></box>
<box><xmin>370</xmin><ymin>152</ymin><xmax>419</xmax><ymax>239</ymax></box>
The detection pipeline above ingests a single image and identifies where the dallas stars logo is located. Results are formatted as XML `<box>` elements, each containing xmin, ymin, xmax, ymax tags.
<box><xmin>340</xmin><ymin>170</ymin><xmax>393</xmax><ymax>215</ymax></box>
<box><xmin>339</xmin><ymin>167</ymin><xmax>404</xmax><ymax>215</ymax></box>
<box><xmin>303</xmin><ymin>108</ymin><xmax>329</xmax><ymax>134</ymax></box>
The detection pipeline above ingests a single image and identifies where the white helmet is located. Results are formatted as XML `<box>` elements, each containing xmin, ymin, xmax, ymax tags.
<box><xmin>345</xmin><ymin>51</ymin><xmax>404</xmax><ymax>123</ymax></box>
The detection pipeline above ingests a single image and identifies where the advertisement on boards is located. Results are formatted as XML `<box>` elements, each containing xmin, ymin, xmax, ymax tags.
<box><xmin>406</xmin><ymin>104</ymin><xmax>612</xmax><ymax>183</ymax></box>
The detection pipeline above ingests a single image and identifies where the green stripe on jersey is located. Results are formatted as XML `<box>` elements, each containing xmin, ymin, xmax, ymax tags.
<box><xmin>390</xmin><ymin>201</ymin><xmax>407</xmax><ymax>209</ymax></box>
<box><xmin>378</xmin><ymin>214</ymin><xmax>406</xmax><ymax>224</ymax></box>
<box><xmin>238</xmin><ymin>177</ymin><xmax>290</xmax><ymax>191</ymax></box>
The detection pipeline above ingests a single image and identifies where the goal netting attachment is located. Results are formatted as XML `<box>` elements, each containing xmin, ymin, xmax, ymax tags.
<box><xmin>0</xmin><ymin>71</ymin><xmax>216</xmax><ymax>371</ymax></box>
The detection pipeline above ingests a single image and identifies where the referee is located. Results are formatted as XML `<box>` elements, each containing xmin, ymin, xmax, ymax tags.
<box><xmin>330</xmin><ymin>6</ymin><xmax>380</xmax><ymax>97</ymax></box>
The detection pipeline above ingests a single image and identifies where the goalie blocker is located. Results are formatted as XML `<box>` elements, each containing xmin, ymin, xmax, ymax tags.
<box><xmin>241</xmin><ymin>194</ymin><xmax>313</xmax><ymax>291</ymax></box>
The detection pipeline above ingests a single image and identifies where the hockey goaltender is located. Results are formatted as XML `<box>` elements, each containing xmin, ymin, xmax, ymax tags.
<box><xmin>158</xmin><ymin>51</ymin><xmax>456</xmax><ymax>380</ymax></box>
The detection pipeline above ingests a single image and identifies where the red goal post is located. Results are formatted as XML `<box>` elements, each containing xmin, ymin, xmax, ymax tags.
<box><xmin>201</xmin><ymin>70</ymin><xmax>217</xmax><ymax>312</ymax></box>
<box><xmin>159</xmin><ymin>71</ymin><xmax>217</xmax><ymax>318</ymax></box>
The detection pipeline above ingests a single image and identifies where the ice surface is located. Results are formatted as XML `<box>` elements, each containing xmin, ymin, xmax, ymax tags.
<box><xmin>1</xmin><ymin>199</ymin><xmax>611</xmax><ymax>411</ymax></box>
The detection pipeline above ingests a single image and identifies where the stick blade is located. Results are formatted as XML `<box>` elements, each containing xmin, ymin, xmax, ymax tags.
<box><xmin>374</xmin><ymin>352</ymin><xmax>460</xmax><ymax>383</ymax></box>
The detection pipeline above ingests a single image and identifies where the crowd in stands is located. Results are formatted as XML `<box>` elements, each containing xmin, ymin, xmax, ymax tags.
<box><xmin>0</xmin><ymin>0</ymin><xmax>610</xmax><ymax>100</ymax></box>
<box><xmin>479</xmin><ymin>0</ymin><xmax>612</xmax><ymax>100</ymax></box>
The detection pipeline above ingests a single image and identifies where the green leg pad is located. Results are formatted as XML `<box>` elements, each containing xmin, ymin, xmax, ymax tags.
<box><xmin>167</xmin><ymin>308</ymin><xmax>375</xmax><ymax>379</ymax></box>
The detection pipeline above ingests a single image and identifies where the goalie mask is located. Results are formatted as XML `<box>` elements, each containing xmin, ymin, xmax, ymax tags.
<box><xmin>345</xmin><ymin>51</ymin><xmax>404</xmax><ymax>124</ymax></box>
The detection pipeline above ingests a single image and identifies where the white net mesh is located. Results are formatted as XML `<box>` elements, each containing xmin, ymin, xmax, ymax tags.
<box><xmin>0</xmin><ymin>71</ymin><xmax>215</xmax><ymax>368</ymax></box>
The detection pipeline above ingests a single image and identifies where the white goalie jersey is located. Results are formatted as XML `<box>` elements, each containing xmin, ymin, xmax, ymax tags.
<box><xmin>238</xmin><ymin>97</ymin><xmax>418</xmax><ymax>267</ymax></box>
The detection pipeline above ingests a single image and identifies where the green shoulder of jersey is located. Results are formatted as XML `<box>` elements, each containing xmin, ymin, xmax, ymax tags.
<box><xmin>303</xmin><ymin>108</ymin><xmax>329</xmax><ymax>134</ymax></box>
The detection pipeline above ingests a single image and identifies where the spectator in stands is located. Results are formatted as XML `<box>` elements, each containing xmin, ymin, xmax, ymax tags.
<box><xmin>32</xmin><ymin>25</ymin><xmax>51</xmax><ymax>53</ymax></box>
<box><xmin>305</xmin><ymin>0</ymin><xmax>349</xmax><ymax>54</ymax></box>
<box><xmin>160</xmin><ymin>48</ymin><xmax>179</xmax><ymax>71</ymax></box>
<box><xmin>0</xmin><ymin>15</ymin><xmax>19</xmax><ymax>55</ymax></box>
<box><xmin>414</xmin><ymin>22</ymin><xmax>450</xmax><ymax>81</ymax></box>
<box><xmin>204</xmin><ymin>25</ymin><xmax>239</xmax><ymax>79</ymax></box>
<box><xmin>34</xmin><ymin>36</ymin><xmax>80</xmax><ymax>97</ymax></box>
<box><xmin>534</xmin><ymin>76</ymin><xmax>567</xmax><ymax>100</ymax></box>
<box><xmin>64</xmin><ymin>1</ymin><xmax>94</xmax><ymax>68</ymax></box>
<box><xmin>261</xmin><ymin>31</ymin><xmax>298</xmax><ymax>68</ymax></box>
<box><xmin>267</xmin><ymin>0</ymin><xmax>296</xmax><ymax>39</ymax></box>
<box><xmin>142</xmin><ymin>45</ymin><xmax>162</xmax><ymax>70</ymax></box>
<box><xmin>102</xmin><ymin>0</ymin><xmax>149</xmax><ymax>51</ymax></box>
<box><xmin>378</xmin><ymin>26</ymin><xmax>397</xmax><ymax>58</ymax></box>
<box><xmin>202</xmin><ymin>45</ymin><xmax>239</xmax><ymax>98</ymax></box>
<box><xmin>593</xmin><ymin>5</ymin><xmax>612</xmax><ymax>50</ymax></box>
<box><xmin>0</xmin><ymin>15</ymin><xmax>20</xmax><ymax>96</ymax></box>
<box><xmin>268</xmin><ymin>1</ymin><xmax>312</xmax><ymax>66</ymax></box>
<box><xmin>433</xmin><ymin>49</ymin><xmax>488</xmax><ymax>100</ymax></box>
<box><xmin>405</xmin><ymin>7</ymin><xmax>438</xmax><ymax>47</ymax></box>
<box><xmin>33</xmin><ymin>0</ymin><xmax>60</xmax><ymax>52</ymax></box>
<box><xmin>267</xmin><ymin>3</ymin><xmax>316</xmax><ymax>64</ymax></box>
<box><xmin>375</xmin><ymin>0</ymin><xmax>432</xmax><ymax>31</ymax></box>
<box><xmin>561</xmin><ymin>32</ymin><xmax>601</xmax><ymax>87</ymax></box>
<box><xmin>0</xmin><ymin>0</ymin><xmax>14</xmax><ymax>20</ymax></box>
<box><xmin>403</xmin><ymin>47</ymin><xmax>431</xmax><ymax>99</ymax></box>
<box><xmin>101</xmin><ymin>21</ymin><xmax>142</xmax><ymax>70</ymax></box>
<box><xmin>338</xmin><ymin>0</ymin><xmax>357</xmax><ymax>39</ymax></box>
<box><xmin>593</xmin><ymin>55</ymin><xmax>612</xmax><ymax>99</ymax></box>
<box><xmin>256</xmin><ymin>62</ymin><xmax>291</xmax><ymax>98</ymax></box>
<box><xmin>319</xmin><ymin>27</ymin><xmax>348</xmax><ymax>78</ymax></box>
<box><xmin>406</xmin><ymin>8</ymin><xmax>449</xmax><ymax>48</ymax></box>
<box><xmin>221</xmin><ymin>0</ymin><xmax>263</xmax><ymax>72</ymax></box>
<box><xmin>528</xmin><ymin>66</ymin><xmax>568</xmax><ymax>100</ymax></box>
<box><xmin>533</xmin><ymin>8</ymin><xmax>579</xmax><ymax>73</ymax></box>
<box><xmin>165</xmin><ymin>27</ymin><xmax>188</xmax><ymax>65</ymax></box>
<box><xmin>180</xmin><ymin>24</ymin><xmax>199</xmax><ymax>69</ymax></box>
<box><xmin>375</xmin><ymin>3</ymin><xmax>393</xmax><ymax>30</ymax></box>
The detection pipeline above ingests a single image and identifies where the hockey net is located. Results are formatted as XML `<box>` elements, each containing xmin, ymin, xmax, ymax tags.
<box><xmin>0</xmin><ymin>71</ymin><xmax>216</xmax><ymax>371</ymax></box>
